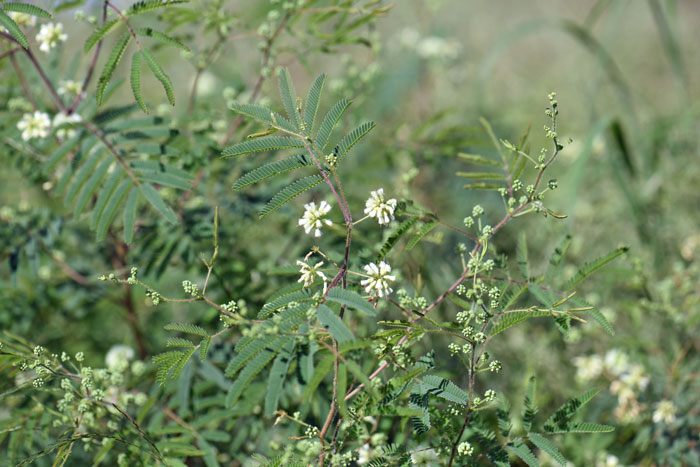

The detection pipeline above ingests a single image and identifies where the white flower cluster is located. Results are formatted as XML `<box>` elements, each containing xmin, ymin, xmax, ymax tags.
<box><xmin>361</xmin><ymin>261</ymin><xmax>395</xmax><ymax>298</ymax></box>
<box><xmin>410</xmin><ymin>446</ymin><xmax>440</xmax><ymax>466</ymax></box>
<box><xmin>17</xmin><ymin>111</ymin><xmax>51</xmax><ymax>141</ymax></box>
<box><xmin>398</xmin><ymin>28</ymin><xmax>460</xmax><ymax>60</ymax></box>
<box><xmin>53</xmin><ymin>112</ymin><xmax>82</xmax><ymax>140</ymax></box>
<box><xmin>58</xmin><ymin>79</ymin><xmax>82</xmax><ymax>97</ymax></box>
<box><xmin>8</xmin><ymin>12</ymin><xmax>36</xmax><ymax>28</ymax></box>
<box><xmin>105</xmin><ymin>345</ymin><xmax>134</xmax><ymax>372</ymax></box>
<box><xmin>297</xmin><ymin>259</ymin><xmax>327</xmax><ymax>290</ymax></box>
<box><xmin>652</xmin><ymin>399</ymin><xmax>677</xmax><ymax>424</ymax></box>
<box><xmin>364</xmin><ymin>188</ymin><xmax>397</xmax><ymax>225</ymax></box>
<box><xmin>36</xmin><ymin>22</ymin><xmax>67</xmax><ymax>53</ymax></box>
<box><xmin>298</xmin><ymin>201</ymin><xmax>333</xmax><ymax>237</ymax></box>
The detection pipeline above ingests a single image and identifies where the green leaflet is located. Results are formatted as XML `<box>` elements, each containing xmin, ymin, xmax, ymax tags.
<box><xmin>456</xmin><ymin>171</ymin><xmax>505</xmax><ymax>179</ymax></box>
<box><xmin>490</xmin><ymin>310</ymin><xmax>550</xmax><ymax>336</ymax></box>
<box><xmin>517</xmin><ymin>231</ymin><xmax>530</xmax><ymax>280</ymax></box>
<box><xmin>90</xmin><ymin>166</ymin><xmax>123</xmax><ymax>230</ymax></box>
<box><xmin>565</xmin><ymin>246</ymin><xmax>629</xmax><ymax>290</ymax></box>
<box><xmin>258</xmin><ymin>175</ymin><xmax>323</xmax><ymax>218</ymax></box>
<box><xmin>130</xmin><ymin>51</ymin><xmax>147</xmax><ymax>113</ymax></box>
<box><xmin>229</xmin><ymin>102</ymin><xmax>275</xmax><ymax>125</ymax></box>
<box><xmin>569</xmin><ymin>296</ymin><xmax>614</xmax><ymax>335</ymax></box>
<box><xmin>199</xmin><ymin>336</ymin><xmax>211</xmax><ymax>362</ymax></box>
<box><xmin>96</xmin><ymin>179</ymin><xmax>132</xmax><ymax>241</ymax></box>
<box><xmin>96</xmin><ymin>33</ymin><xmax>131</xmax><ymax>105</ymax></box>
<box><xmin>278</xmin><ymin>68</ymin><xmax>301</xmax><ymax>129</ymax></box>
<box><xmin>264</xmin><ymin>338</ymin><xmax>295</xmax><ymax>416</ymax></box>
<box><xmin>0</xmin><ymin>10</ymin><xmax>28</xmax><ymax>48</ymax></box>
<box><xmin>527</xmin><ymin>433</ymin><xmax>566</xmax><ymax>466</ymax></box>
<box><xmin>543</xmin><ymin>388</ymin><xmax>600</xmax><ymax>432</ymax></box>
<box><xmin>335</xmin><ymin>121</ymin><xmax>375</xmax><ymax>164</ymax></box>
<box><xmin>303</xmin><ymin>74</ymin><xmax>326</xmax><ymax>133</ymax></box>
<box><xmin>258</xmin><ymin>288</ymin><xmax>315</xmax><ymax>318</ymax></box>
<box><xmin>522</xmin><ymin>375</ymin><xmax>538</xmax><ymax>432</ymax></box>
<box><xmin>166</xmin><ymin>337</ymin><xmax>195</xmax><ymax>348</ymax></box>
<box><xmin>221</xmin><ymin>136</ymin><xmax>304</xmax><ymax>158</ymax></box>
<box><xmin>140</xmin><ymin>183</ymin><xmax>177</xmax><ymax>223</ymax></box>
<box><xmin>457</xmin><ymin>152</ymin><xmax>502</xmax><ymax>167</ymax></box>
<box><xmin>496</xmin><ymin>396</ymin><xmax>512</xmax><ymax>438</ymax></box>
<box><xmin>545</xmin><ymin>234</ymin><xmax>572</xmax><ymax>284</ymax></box>
<box><xmin>84</xmin><ymin>18</ymin><xmax>120</xmax><ymax>52</ymax></box>
<box><xmin>419</xmin><ymin>375</ymin><xmax>468</xmax><ymax>405</ymax></box>
<box><xmin>141</xmin><ymin>49</ymin><xmax>175</xmax><ymax>106</ymax></box>
<box><xmin>405</xmin><ymin>220</ymin><xmax>439</xmax><ymax>250</ymax></box>
<box><xmin>74</xmin><ymin>157</ymin><xmax>112</xmax><ymax>218</ymax></box>
<box><xmin>507</xmin><ymin>441</ymin><xmax>539</xmax><ymax>467</ymax></box>
<box><xmin>1</xmin><ymin>2</ymin><xmax>52</xmax><ymax>18</ymax></box>
<box><xmin>302</xmin><ymin>352</ymin><xmax>334</xmax><ymax>403</ymax></box>
<box><xmin>137</xmin><ymin>27</ymin><xmax>189</xmax><ymax>51</ymax></box>
<box><xmin>226</xmin><ymin>336</ymin><xmax>292</xmax><ymax>408</ymax></box>
<box><xmin>325</xmin><ymin>288</ymin><xmax>376</xmax><ymax>316</ymax></box>
<box><xmin>316</xmin><ymin>98</ymin><xmax>351</xmax><ymax>151</ymax></box>
<box><xmin>127</xmin><ymin>0</ymin><xmax>189</xmax><ymax>16</ymax></box>
<box><xmin>317</xmin><ymin>304</ymin><xmax>354</xmax><ymax>343</ymax></box>
<box><xmin>63</xmin><ymin>146</ymin><xmax>105</xmax><ymax>207</ymax></box>
<box><xmin>154</xmin><ymin>347</ymin><xmax>196</xmax><ymax>385</ymax></box>
<box><xmin>376</xmin><ymin>217</ymin><xmax>419</xmax><ymax>261</ymax></box>
<box><xmin>164</xmin><ymin>322</ymin><xmax>209</xmax><ymax>337</ymax></box>
<box><xmin>233</xmin><ymin>154</ymin><xmax>312</xmax><ymax>191</ymax></box>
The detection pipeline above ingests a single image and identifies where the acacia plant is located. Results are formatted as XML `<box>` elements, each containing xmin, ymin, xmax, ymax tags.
<box><xmin>0</xmin><ymin>0</ymin><xmax>629</xmax><ymax>465</ymax></box>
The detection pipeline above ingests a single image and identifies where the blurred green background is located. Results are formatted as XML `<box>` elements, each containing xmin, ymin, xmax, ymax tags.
<box><xmin>1</xmin><ymin>0</ymin><xmax>698</xmax><ymax>465</ymax></box>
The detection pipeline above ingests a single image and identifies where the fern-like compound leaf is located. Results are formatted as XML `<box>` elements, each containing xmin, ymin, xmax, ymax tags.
<box><xmin>376</xmin><ymin>217</ymin><xmax>419</xmax><ymax>261</ymax></box>
<box><xmin>233</xmin><ymin>154</ymin><xmax>312</xmax><ymax>191</ymax></box>
<box><xmin>405</xmin><ymin>220</ymin><xmax>439</xmax><ymax>250</ymax></box>
<box><xmin>336</xmin><ymin>121</ymin><xmax>375</xmax><ymax>164</ymax></box>
<box><xmin>222</xmin><ymin>136</ymin><xmax>304</xmax><ymax>158</ymax></box>
<box><xmin>565</xmin><ymin>246</ymin><xmax>629</xmax><ymax>290</ymax></box>
<box><xmin>317</xmin><ymin>304</ymin><xmax>354</xmax><ymax>343</ymax></box>
<box><xmin>96</xmin><ymin>32</ymin><xmax>131</xmax><ymax>105</ymax></box>
<box><xmin>507</xmin><ymin>441</ymin><xmax>539</xmax><ymax>467</ymax></box>
<box><xmin>96</xmin><ymin>179</ymin><xmax>132</xmax><ymax>241</ymax></box>
<box><xmin>0</xmin><ymin>10</ymin><xmax>28</xmax><ymax>47</ymax></box>
<box><xmin>130</xmin><ymin>51</ymin><xmax>147</xmax><ymax>113</ymax></box>
<box><xmin>141</xmin><ymin>48</ymin><xmax>175</xmax><ymax>105</ymax></box>
<box><xmin>457</xmin><ymin>152</ymin><xmax>502</xmax><ymax>167</ymax></box>
<box><xmin>543</xmin><ymin>388</ymin><xmax>600</xmax><ymax>432</ymax></box>
<box><xmin>258</xmin><ymin>288</ymin><xmax>315</xmax><ymax>318</ymax></box>
<box><xmin>140</xmin><ymin>183</ymin><xmax>177</xmax><ymax>223</ymax></box>
<box><xmin>84</xmin><ymin>18</ymin><xmax>120</xmax><ymax>52</ymax></box>
<box><xmin>164</xmin><ymin>322</ymin><xmax>209</xmax><ymax>337</ymax></box>
<box><xmin>228</xmin><ymin>102</ymin><xmax>275</xmax><ymax>125</ymax></box>
<box><xmin>90</xmin><ymin>166</ymin><xmax>123</xmax><ymax>230</ymax></box>
<box><xmin>303</xmin><ymin>73</ymin><xmax>326</xmax><ymax>133</ymax></box>
<box><xmin>264</xmin><ymin>338</ymin><xmax>295</xmax><ymax>415</ymax></box>
<box><xmin>258</xmin><ymin>175</ymin><xmax>323</xmax><ymax>218</ymax></box>
<box><xmin>325</xmin><ymin>288</ymin><xmax>376</xmax><ymax>316</ymax></box>
<box><xmin>127</xmin><ymin>0</ymin><xmax>188</xmax><ymax>17</ymax></box>
<box><xmin>136</xmin><ymin>27</ymin><xmax>189</xmax><ymax>51</ymax></box>
<box><xmin>527</xmin><ymin>433</ymin><xmax>566</xmax><ymax>466</ymax></box>
<box><xmin>226</xmin><ymin>336</ymin><xmax>291</xmax><ymax>408</ymax></box>
<box><xmin>522</xmin><ymin>375</ymin><xmax>538</xmax><ymax>432</ymax></box>
<box><xmin>1</xmin><ymin>2</ymin><xmax>51</xmax><ymax>18</ymax></box>
<box><xmin>123</xmin><ymin>186</ymin><xmax>139</xmax><ymax>245</ymax></box>
<box><xmin>420</xmin><ymin>375</ymin><xmax>468</xmax><ymax>405</ymax></box>
<box><xmin>277</xmin><ymin>68</ymin><xmax>300</xmax><ymax>129</ymax></box>
<box><xmin>316</xmin><ymin>98</ymin><xmax>350</xmax><ymax>151</ymax></box>
<box><xmin>490</xmin><ymin>310</ymin><xmax>550</xmax><ymax>336</ymax></box>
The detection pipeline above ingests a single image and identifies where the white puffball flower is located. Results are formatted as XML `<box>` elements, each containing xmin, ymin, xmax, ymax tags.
<box><xmin>652</xmin><ymin>399</ymin><xmax>677</xmax><ymax>424</ymax></box>
<box><xmin>58</xmin><ymin>79</ymin><xmax>82</xmax><ymax>97</ymax></box>
<box><xmin>573</xmin><ymin>355</ymin><xmax>603</xmax><ymax>382</ymax></box>
<box><xmin>364</xmin><ymin>188</ymin><xmax>397</xmax><ymax>225</ymax></box>
<box><xmin>36</xmin><ymin>22</ymin><xmax>67</xmax><ymax>53</ymax></box>
<box><xmin>297</xmin><ymin>259</ymin><xmax>327</xmax><ymax>289</ymax></box>
<box><xmin>411</xmin><ymin>446</ymin><xmax>440</xmax><ymax>466</ymax></box>
<box><xmin>17</xmin><ymin>111</ymin><xmax>51</xmax><ymax>141</ymax></box>
<box><xmin>105</xmin><ymin>345</ymin><xmax>135</xmax><ymax>372</ymax></box>
<box><xmin>361</xmin><ymin>261</ymin><xmax>395</xmax><ymax>298</ymax></box>
<box><xmin>298</xmin><ymin>201</ymin><xmax>333</xmax><ymax>237</ymax></box>
<box><xmin>53</xmin><ymin>112</ymin><xmax>82</xmax><ymax>140</ymax></box>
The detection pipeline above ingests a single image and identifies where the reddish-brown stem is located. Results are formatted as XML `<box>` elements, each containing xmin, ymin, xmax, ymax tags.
<box><xmin>68</xmin><ymin>2</ymin><xmax>108</xmax><ymax>114</ymax></box>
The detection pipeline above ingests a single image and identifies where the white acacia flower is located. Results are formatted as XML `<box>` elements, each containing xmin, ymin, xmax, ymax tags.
<box><xmin>297</xmin><ymin>260</ymin><xmax>327</xmax><ymax>289</ymax></box>
<box><xmin>105</xmin><ymin>345</ymin><xmax>135</xmax><ymax>371</ymax></box>
<box><xmin>652</xmin><ymin>400</ymin><xmax>677</xmax><ymax>424</ymax></box>
<box><xmin>361</xmin><ymin>261</ymin><xmax>395</xmax><ymax>298</ymax></box>
<box><xmin>36</xmin><ymin>22</ymin><xmax>67</xmax><ymax>53</ymax></box>
<box><xmin>17</xmin><ymin>111</ymin><xmax>51</xmax><ymax>141</ymax></box>
<box><xmin>411</xmin><ymin>446</ymin><xmax>440</xmax><ymax>466</ymax></box>
<box><xmin>298</xmin><ymin>201</ymin><xmax>333</xmax><ymax>237</ymax></box>
<box><xmin>53</xmin><ymin>112</ymin><xmax>82</xmax><ymax>140</ymax></box>
<box><xmin>8</xmin><ymin>12</ymin><xmax>36</xmax><ymax>28</ymax></box>
<box><xmin>58</xmin><ymin>79</ymin><xmax>82</xmax><ymax>97</ymax></box>
<box><xmin>364</xmin><ymin>188</ymin><xmax>397</xmax><ymax>225</ymax></box>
